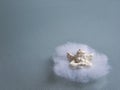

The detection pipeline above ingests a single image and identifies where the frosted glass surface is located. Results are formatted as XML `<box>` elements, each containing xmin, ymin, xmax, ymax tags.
<box><xmin>0</xmin><ymin>0</ymin><xmax>120</xmax><ymax>89</ymax></box>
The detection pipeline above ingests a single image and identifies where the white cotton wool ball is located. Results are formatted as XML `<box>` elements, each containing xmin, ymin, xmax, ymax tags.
<box><xmin>52</xmin><ymin>42</ymin><xmax>110</xmax><ymax>83</ymax></box>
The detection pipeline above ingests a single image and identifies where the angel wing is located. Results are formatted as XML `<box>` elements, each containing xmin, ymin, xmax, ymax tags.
<box><xmin>67</xmin><ymin>53</ymin><xmax>74</xmax><ymax>62</ymax></box>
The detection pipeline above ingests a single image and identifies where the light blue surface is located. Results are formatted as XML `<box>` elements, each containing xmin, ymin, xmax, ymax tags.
<box><xmin>0</xmin><ymin>0</ymin><xmax>120</xmax><ymax>90</ymax></box>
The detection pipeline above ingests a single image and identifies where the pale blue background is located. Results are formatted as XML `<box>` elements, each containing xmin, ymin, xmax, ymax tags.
<box><xmin>0</xmin><ymin>0</ymin><xmax>120</xmax><ymax>90</ymax></box>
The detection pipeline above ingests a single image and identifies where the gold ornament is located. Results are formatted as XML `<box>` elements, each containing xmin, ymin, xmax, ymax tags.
<box><xmin>67</xmin><ymin>49</ymin><xmax>93</xmax><ymax>69</ymax></box>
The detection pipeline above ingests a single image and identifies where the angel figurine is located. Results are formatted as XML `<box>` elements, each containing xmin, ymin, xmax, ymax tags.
<box><xmin>67</xmin><ymin>49</ymin><xmax>93</xmax><ymax>69</ymax></box>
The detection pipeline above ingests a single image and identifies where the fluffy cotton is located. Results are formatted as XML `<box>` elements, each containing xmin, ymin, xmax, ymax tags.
<box><xmin>52</xmin><ymin>42</ymin><xmax>110</xmax><ymax>83</ymax></box>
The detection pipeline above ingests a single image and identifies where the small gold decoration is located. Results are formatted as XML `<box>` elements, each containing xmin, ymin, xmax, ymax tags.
<box><xmin>67</xmin><ymin>49</ymin><xmax>93</xmax><ymax>69</ymax></box>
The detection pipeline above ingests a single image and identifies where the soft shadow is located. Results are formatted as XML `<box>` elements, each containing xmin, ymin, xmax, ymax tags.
<box><xmin>45</xmin><ymin>57</ymin><xmax>58</xmax><ymax>84</ymax></box>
